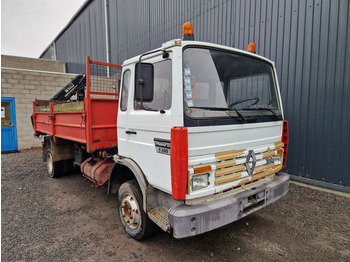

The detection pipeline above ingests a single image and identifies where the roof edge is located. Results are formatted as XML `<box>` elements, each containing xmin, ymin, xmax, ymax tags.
<box><xmin>39</xmin><ymin>0</ymin><xmax>92</xmax><ymax>58</ymax></box>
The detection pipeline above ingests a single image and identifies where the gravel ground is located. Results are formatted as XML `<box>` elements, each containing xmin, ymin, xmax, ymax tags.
<box><xmin>2</xmin><ymin>149</ymin><xmax>350</xmax><ymax>262</ymax></box>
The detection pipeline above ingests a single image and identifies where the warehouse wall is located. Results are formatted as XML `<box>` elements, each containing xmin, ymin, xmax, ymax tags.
<box><xmin>40</xmin><ymin>0</ymin><xmax>350</xmax><ymax>187</ymax></box>
<box><xmin>42</xmin><ymin>0</ymin><xmax>107</xmax><ymax>73</ymax></box>
<box><xmin>1</xmin><ymin>56</ymin><xmax>74</xmax><ymax>149</ymax></box>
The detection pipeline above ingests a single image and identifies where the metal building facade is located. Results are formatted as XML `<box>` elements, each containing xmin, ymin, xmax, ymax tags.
<box><xmin>41</xmin><ymin>0</ymin><xmax>350</xmax><ymax>189</ymax></box>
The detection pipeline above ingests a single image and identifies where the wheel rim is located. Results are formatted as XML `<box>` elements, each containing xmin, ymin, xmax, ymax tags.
<box><xmin>121</xmin><ymin>193</ymin><xmax>140</xmax><ymax>230</ymax></box>
<box><xmin>47</xmin><ymin>152</ymin><xmax>53</xmax><ymax>175</ymax></box>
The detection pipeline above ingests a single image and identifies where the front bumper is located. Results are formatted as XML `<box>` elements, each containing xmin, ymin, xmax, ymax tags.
<box><xmin>168</xmin><ymin>173</ymin><xmax>289</xmax><ymax>239</ymax></box>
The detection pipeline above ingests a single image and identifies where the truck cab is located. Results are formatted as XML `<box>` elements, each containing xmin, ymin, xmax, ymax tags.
<box><xmin>116</xmin><ymin>28</ymin><xmax>289</xmax><ymax>238</ymax></box>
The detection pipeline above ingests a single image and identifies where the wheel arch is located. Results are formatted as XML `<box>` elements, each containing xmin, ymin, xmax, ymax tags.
<box><xmin>43</xmin><ymin>136</ymin><xmax>75</xmax><ymax>162</ymax></box>
<box><xmin>108</xmin><ymin>157</ymin><xmax>149</xmax><ymax>211</ymax></box>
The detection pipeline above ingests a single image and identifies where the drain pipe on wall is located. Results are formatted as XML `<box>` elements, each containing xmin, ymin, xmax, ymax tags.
<box><xmin>104</xmin><ymin>0</ymin><xmax>110</xmax><ymax>77</ymax></box>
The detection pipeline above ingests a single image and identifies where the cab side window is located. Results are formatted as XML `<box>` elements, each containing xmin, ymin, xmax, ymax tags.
<box><xmin>120</xmin><ymin>70</ymin><xmax>131</xmax><ymax>111</ymax></box>
<box><xmin>134</xmin><ymin>60</ymin><xmax>172</xmax><ymax>110</ymax></box>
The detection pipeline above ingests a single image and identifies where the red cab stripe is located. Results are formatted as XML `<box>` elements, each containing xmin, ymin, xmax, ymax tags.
<box><xmin>170</xmin><ymin>127</ymin><xmax>188</xmax><ymax>200</ymax></box>
<box><xmin>282</xmin><ymin>120</ymin><xmax>289</xmax><ymax>169</ymax></box>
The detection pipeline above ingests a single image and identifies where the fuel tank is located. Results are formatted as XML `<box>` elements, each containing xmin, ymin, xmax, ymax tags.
<box><xmin>80</xmin><ymin>157</ymin><xmax>114</xmax><ymax>186</ymax></box>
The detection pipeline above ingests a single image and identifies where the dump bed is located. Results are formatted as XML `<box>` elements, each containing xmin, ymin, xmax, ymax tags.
<box><xmin>32</xmin><ymin>58</ymin><xmax>122</xmax><ymax>153</ymax></box>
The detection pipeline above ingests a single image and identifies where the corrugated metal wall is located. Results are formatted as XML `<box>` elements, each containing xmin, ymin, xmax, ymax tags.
<box><xmin>41</xmin><ymin>44</ymin><xmax>55</xmax><ymax>60</ymax></box>
<box><xmin>41</xmin><ymin>0</ymin><xmax>350</xmax><ymax>187</ymax></box>
<box><xmin>51</xmin><ymin>0</ymin><xmax>107</xmax><ymax>73</ymax></box>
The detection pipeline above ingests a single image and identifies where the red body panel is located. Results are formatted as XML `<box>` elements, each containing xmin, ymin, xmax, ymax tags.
<box><xmin>32</xmin><ymin>58</ymin><xmax>121</xmax><ymax>153</ymax></box>
<box><xmin>85</xmin><ymin>97</ymin><xmax>119</xmax><ymax>152</ymax></box>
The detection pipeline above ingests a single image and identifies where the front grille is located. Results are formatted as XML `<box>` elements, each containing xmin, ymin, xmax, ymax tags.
<box><xmin>188</xmin><ymin>141</ymin><xmax>284</xmax><ymax>192</ymax></box>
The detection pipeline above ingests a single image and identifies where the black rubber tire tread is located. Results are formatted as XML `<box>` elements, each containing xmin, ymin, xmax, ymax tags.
<box><xmin>118</xmin><ymin>180</ymin><xmax>155</xmax><ymax>240</ymax></box>
<box><xmin>46</xmin><ymin>147</ymin><xmax>63</xmax><ymax>178</ymax></box>
<box><xmin>62</xmin><ymin>159</ymin><xmax>75</xmax><ymax>174</ymax></box>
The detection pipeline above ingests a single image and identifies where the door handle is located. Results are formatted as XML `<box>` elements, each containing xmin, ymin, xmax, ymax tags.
<box><xmin>125</xmin><ymin>130</ymin><xmax>137</xmax><ymax>135</ymax></box>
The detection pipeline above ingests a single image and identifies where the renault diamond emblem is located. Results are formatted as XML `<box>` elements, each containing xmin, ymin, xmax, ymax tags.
<box><xmin>245</xmin><ymin>150</ymin><xmax>256</xmax><ymax>175</ymax></box>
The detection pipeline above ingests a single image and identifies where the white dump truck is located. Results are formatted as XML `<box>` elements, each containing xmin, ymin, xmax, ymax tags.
<box><xmin>33</xmin><ymin>22</ymin><xmax>289</xmax><ymax>240</ymax></box>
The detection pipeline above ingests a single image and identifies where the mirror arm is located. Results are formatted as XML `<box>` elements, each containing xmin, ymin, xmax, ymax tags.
<box><xmin>138</xmin><ymin>78</ymin><xmax>146</xmax><ymax>111</ymax></box>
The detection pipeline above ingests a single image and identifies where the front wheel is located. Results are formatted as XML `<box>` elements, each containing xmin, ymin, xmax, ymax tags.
<box><xmin>118</xmin><ymin>180</ymin><xmax>154</xmax><ymax>240</ymax></box>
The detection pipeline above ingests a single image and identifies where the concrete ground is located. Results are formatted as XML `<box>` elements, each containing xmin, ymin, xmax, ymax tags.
<box><xmin>2</xmin><ymin>149</ymin><xmax>350</xmax><ymax>261</ymax></box>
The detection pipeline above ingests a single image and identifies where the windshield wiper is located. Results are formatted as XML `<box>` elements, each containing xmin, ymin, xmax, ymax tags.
<box><xmin>244</xmin><ymin>107</ymin><xmax>282</xmax><ymax>120</ymax></box>
<box><xmin>187</xmin><ymin>106</ymin><xmax>230</xmax><ymax>111</ymax></box>
<box><xmin>232</xmin><ymin>108</ymin><xmax>247</xmax><ymax>123</ymax></box>
<box><xmin>187</xmin><ymin>106</ymin><xmax>249</xmax><ymax>123</ymax></box>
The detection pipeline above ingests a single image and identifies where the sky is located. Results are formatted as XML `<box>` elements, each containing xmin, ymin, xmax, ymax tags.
<box><xmin>1</xmin><ymin>0</ymin><xmax>86</xmax><ymax>58</ymax></box>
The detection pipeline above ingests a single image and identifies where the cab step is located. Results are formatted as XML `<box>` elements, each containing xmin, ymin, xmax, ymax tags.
<box><xmin>148</xmin><ymin>207</ymin><xmax>171</xmax><ymax>233</ymax></box>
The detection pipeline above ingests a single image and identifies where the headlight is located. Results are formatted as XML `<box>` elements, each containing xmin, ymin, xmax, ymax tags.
<box><xmin>192</xmin><ymin>173</ymin><xmax>209</xmax><ymax>191</ymax></box>
<box><xmin>273</xmin><ymin>155</ymin><xmax>282</xmax><ymax>165</ymax></box>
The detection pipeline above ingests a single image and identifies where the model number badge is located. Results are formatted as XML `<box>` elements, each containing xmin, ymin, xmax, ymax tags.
<box><xmin>154</xmin><ymin>138</ymin><xmax>171</xmax><ymax>155</ymax></box>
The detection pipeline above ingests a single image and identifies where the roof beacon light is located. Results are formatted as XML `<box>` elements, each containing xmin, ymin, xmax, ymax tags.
<box><xmin>247</xmin><ymin>42</ymin><xmax>256</xmax><ymax>53</ymax></box>
<box><xmin>182</xmin><ymin>22</ymin><xmax>195</xmax><ymax>41</ymax></box>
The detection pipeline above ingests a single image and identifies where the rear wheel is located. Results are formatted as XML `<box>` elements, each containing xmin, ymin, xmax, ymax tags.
<box><xmin>118</xmin><ymin>180</ymin><xmax>154</xmax><ymax>240</ymax></box>
<box><xmin>45</xmin><ymin>147</ymin><xmax>63</xmax><ymax>178</ymax></box>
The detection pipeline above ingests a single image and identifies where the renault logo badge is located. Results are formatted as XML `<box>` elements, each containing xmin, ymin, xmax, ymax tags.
<box><xmin>245</xmin><ymin>150</ymin><xmax>256</xmax><ymax>175</ymax></box>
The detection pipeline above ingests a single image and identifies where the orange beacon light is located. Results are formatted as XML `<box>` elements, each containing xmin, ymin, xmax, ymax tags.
<box><xmin>247</xmin><ymin>42</ymin><xmax>256</xmax><ymax>53</ymax></box>
<box><xmin>182</xmin><ymin>22</ymin><xmax>195</xmax><ymax>41</ymax></box>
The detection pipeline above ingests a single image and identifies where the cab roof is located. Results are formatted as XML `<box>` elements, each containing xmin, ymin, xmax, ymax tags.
<box><xmin>122</xmin><ymin>40</ymin><xmax>274</xmax><ymax>67</ymax></box>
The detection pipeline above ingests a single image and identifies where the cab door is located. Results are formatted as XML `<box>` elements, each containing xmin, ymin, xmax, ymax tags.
<box><xmin>117</xmin><ymin>68</ymin><xmax>131</xmax><ymax>157</ymax></box>
<box><xmin>119</xmin><ymin>53</ymin><xmax>179</xmax><ymax>193</ymax></box>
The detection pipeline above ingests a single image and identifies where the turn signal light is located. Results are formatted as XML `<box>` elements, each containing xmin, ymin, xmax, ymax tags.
<box><xmin>182</xmin><ymin>22</ymin><xmax>195</xmax><ymax>41</ymax></box>
<box><xmin>247</xmin><ymin>42</ymin><xmax>256</xmax><ymax>53</ymax></box>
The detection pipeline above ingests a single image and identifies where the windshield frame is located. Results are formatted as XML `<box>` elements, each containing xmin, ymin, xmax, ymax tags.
<box><xmin>182</xmin><ymin>45</ymin><xmax>283</xmax><ymax>127</ymax></box>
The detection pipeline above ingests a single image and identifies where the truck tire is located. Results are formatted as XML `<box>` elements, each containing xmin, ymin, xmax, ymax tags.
<box><xmin>118</xmin><ymin>180</ymin><xmax>154</xmax><ymax>240</ymax></box>
<box><xmin>46</xmin><ymin>148</ymin><xmax>63</xmax><ymax>178</ymax></box>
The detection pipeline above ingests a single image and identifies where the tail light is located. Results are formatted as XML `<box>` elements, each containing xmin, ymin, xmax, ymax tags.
<box><xmin>282</xmin><ymin>120</ymin><xmax>289</xmax><ymax>168</ymax></box>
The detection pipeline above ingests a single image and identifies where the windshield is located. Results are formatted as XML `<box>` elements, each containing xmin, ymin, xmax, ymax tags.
<box><xmin>183</xmin><ymin>47</ymin><xmax>282</xmax><ymax>125</ymax></box>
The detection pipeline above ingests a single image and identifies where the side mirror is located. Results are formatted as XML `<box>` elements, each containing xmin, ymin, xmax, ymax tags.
<box><xmin>135</xmin><ymin>63</ymin><xmax>154</xmax><ymax>102</ymax></box>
